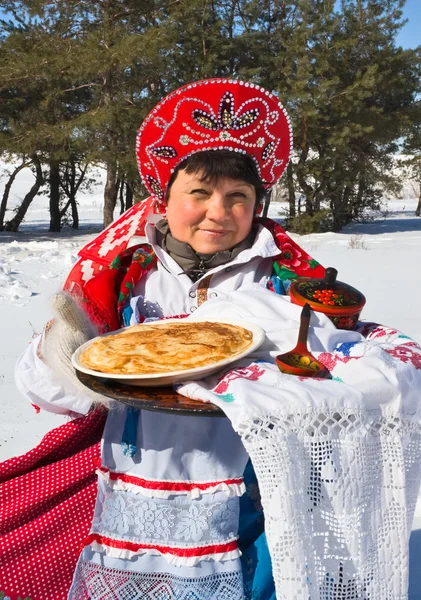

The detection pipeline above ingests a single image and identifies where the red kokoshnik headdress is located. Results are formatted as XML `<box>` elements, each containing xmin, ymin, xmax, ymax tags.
<box><xmin>136</xmin><ymin>78</ymin><xmax>293</xmax><ymax>203</ymax></box>
<box><xmin>64</xmin><ymin>79</ymin><xmax>299</xmax><ymax>294</ymax></box>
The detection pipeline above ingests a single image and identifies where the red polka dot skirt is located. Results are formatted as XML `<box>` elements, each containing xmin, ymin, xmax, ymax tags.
<box><xmin>0</xmin><ymin>409</ymin><xmax>107</xmax><ymax>600</ymax></box>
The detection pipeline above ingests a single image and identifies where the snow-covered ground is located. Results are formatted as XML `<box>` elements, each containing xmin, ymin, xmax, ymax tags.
<box><xmin>1</xmin><ymin>165</ymin><xmax>421</xmax><ymax>595</ymax></box>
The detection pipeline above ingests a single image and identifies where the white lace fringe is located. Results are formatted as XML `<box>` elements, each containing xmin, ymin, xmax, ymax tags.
<box><xmin>69</xmin><ymin>560</ymin><xmax>244</xmax><ymax>600</ymax></box>
<box><xmin>238</xmin><ymin>408</ymin><xmax>421</xmax><ymax>600</ymax></box>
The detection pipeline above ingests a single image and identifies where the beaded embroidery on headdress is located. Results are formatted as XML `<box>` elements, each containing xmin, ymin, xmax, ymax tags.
<box><xmin>136</xmin><ymin>79</ymin><xmax>293</xmax><ymax>204</ymax></box>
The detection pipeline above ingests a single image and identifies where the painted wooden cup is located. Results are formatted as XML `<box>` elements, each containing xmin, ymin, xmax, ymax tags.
<box><xmin>289</xmin><ymin>267</ymin><xmax>365</xmax><ymax>330</ymax></box>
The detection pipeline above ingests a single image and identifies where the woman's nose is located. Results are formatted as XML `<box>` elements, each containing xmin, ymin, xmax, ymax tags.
<box><xmin>206</xmin><ymin>193</ymin><xmax>229</xmax><ymax>221</ymax></box>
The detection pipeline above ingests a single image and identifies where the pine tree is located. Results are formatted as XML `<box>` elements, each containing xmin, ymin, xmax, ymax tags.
<box><xmin>401</xmin><ymin>102</ymin><xmax>421</xmax><ymax>217</ymax></box>
<box><xmin>1</xmin><ymin>0</ymin><xmax>420</xmax><ymax>232</ymax></box>
<box><xmin>0</xmin><ymin>6</ymin><xmax>93</xmax><ymax>230</ymax></box>
<box><xmin>263</xmin><ymin>0</ymin><xmax>421</xmax><ymax>230</ymax></box>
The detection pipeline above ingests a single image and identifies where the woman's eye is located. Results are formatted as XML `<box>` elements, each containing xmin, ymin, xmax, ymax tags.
<box><xmin>229</xmin><ymin>193</ymin><xmax>248</xmax><ymax>201</ymax></box>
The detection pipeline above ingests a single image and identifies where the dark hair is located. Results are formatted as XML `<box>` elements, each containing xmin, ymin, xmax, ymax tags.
<box><xmin>165</xmin><ymin>150</ymin><xmax>266</xmax><ymax>204</ymax></box>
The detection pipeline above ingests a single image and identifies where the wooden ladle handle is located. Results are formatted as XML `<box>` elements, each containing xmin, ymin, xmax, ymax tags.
<box><xmin>297</xmin><ymin>303</ymin><xmax>311</xmax><ymax>347</ymax></box>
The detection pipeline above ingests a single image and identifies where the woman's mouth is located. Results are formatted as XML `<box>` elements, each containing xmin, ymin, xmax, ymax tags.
<box><xmin>199</xmin><ymin>229</ymin><xmax>231</xmax><ymax>237</ymax></box>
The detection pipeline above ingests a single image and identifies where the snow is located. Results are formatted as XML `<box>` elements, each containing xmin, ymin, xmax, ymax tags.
<box><xmin>1</xmin><ymin>164</ymin><xmax>421</xmax><ymax>595</ymax></box>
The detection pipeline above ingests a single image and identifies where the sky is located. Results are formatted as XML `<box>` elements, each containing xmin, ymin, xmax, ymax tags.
<box><xmin>396</xmin><ymin>0</ymin><xmax>421</xmax><ymax>49</ymax></box>
<box><xmin>0</xmin><ymin>2</ymin><xmax>420</xmax><ymax>48</ymax></box>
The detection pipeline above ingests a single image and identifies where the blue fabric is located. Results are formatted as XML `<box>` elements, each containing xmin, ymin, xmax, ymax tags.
<box><xmin>121</xmin><ymin>406</ymin><xmax>140</xmax><ymax>457</ymax></box>
<box><xmin>239</xmin><ymin>461</ymin><xmax>276</xmax><ymax>600</ymax></box>
<box><xmin>267</xmin><ymin>274</ymin><xmax>285</xmax><ymax>296</ymax></box>
<box><xmin>122</xmin><ymin>304</ymin><xmax>133</xmax><ymax>327</ymax></box>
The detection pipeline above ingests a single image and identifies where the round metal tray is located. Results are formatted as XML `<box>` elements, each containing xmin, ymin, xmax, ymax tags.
<box><xmin>76</xmin><ymin>371</ymin><xmax>224</xmax><ymax>417</ymax></box>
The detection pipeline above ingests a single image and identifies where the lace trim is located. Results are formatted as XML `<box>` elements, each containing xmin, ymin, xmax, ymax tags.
<box><xmin>97</xmin><ymin>466</ymin><xmax>245</xmax><ymax>499</ymax></box>
<box><xmin>90</xmin><ymin>486</ymin><xmax>240</xmax><ymax>565</ymax></box>
<box><xmin>238</xmin><ymin>410</ymin><xmax>421</xmax><ymax>600</ymax></box>
<box><xmin>70</xmin><ymin>560</ymin><xmax>244</xmax><ymax>600</ymax></box>
<box><xmin>85</xmin><ymin>533</ymin><xmax>240</xmax><ymax>566</ymax></box>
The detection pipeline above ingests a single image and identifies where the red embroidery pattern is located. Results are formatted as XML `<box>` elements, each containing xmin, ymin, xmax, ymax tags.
<box><xmin>317</xmin><ymin>353</ymin><xmax>357</xmax><ymax>372</ymax></box>
<box><xmin>214</xmin><ymin>364</ymin><xmax>266</xmax><ymax>394</ymax></box>
<box><xmin>367</xmin><ymin>326</ymin><xmax>398</xmax><ymax>340</ymax></box>
<box><xmin>385</xmin><ymin>345</ymin><xmax>421</xmax><ymax>370</ymax></box>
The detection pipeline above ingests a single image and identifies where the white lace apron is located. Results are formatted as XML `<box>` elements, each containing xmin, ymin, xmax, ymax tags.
<box><xmin>68</xmin><ymin>410</ymin><xmax>249</xmax><ymax>599</ymax></box>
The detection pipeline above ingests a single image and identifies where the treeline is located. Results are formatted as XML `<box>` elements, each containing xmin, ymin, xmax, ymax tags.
<box><xmin>0</xmin><ymin>0</ymin><xmax>420</xmax><ymax>233</ymax></box>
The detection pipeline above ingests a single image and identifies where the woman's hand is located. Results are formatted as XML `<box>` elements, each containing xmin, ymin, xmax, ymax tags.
<box><xmin>42</xmin><ymin>292</ymin><xmax>110</xmax><ymax>406</ymax></box>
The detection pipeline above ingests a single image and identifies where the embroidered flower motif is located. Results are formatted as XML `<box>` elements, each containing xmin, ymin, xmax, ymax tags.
<box><xmin>256</xmin><ymin>137</ymin><xmax>265</xmax><ymax>147</ymax></box>
<box><xmin>101</xmin><ymin>494</ymin><xmax>132</xmax><ymax>535</ymax></box>
<box><xmin>332</xmin><ymin>316</ymin><xmax>358</xmax><ymax>330</ymax></box>
<box><xmin>219</xmin><ymin>131</ymin><xmax>231</xmax><ymax>141</ymax></box>
<box><xmin>279</xmin><ymin>241</ymin><xmax>308</xmax><ymax>270</ymax></box>
<box><xmin>133</xmin><ymin>500</ymin><xmax>175</xmax><ymax>540</ymax></box>
<box><xmin>133</xmin><ymin>246</ymin><xmax>156</xmax><ymax>267</ymax></box>
<box><xmin>212</xmin><ymin>499</ymin><xmax>239</xmax><ymax>537</ymax></box>
<box><xmin>179</xmin><ymin>134</ymin><xmax>190</xmax><ymax>145</ymax></box>
<box><xmin>192</xmin><ymin>91</ymin><xmax>259</xmax><ymax>132</ymax></box>
<box><xmin>174</xmin><ymin>504</ymin><xmax>209</xmax><ymax>542</ymax></box>
<box><xmin>141</xmin><ymin>500</ymin><xmax>156</xmax><ymax>522</ymax></box>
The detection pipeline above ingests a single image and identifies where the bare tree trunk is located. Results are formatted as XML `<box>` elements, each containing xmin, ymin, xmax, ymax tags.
<box><xmin>4</xmin><ymin>156</ymin><xmax>43</xmax><ymax>232</ymax></box>
<box><xmin>119</xmin><ymin>179</ymin><xmax>125</xmax><ymax>214</ymax></box>
<box><xmin>60</xmin><ymin>199</ymin><xmax>72</xmax><ymax>219</ymax></box>
<box><xmin>60</xmin><ymin>159</ymin><xmax>87</xmax><ymax>229</ymax></box>
<box><xmin>70</xmin><ymin>195</ymin><xmax>79</xmax><ymax>229</ymax></box>
<box><xmin>49</xmin><ymin>159</ymin><xmax>61</xmax><ymax>232</ymax></box>
<box><xmin>125</xmin><ymin>180</ymin><xmax>133</xmax><ymax>210</ymax></box>
<box><xmin>0</xmin><ymin>161</ymin><xmax>29</xmax><ymax>231</ymax></box>
<box><xmin>69</xmin><ymin>160</ymin><xmax>80</xmax><ymax>229</ymax></box>
<box><xmin>59</xmin><ymin>160</ymin><xmax>82</xmax><ymax>229</ymax></box>
<box><xmin>416</xmin><ymin>197</ymin><xmax>421</xmax><ymax>217</ymax></box>
<box><xmin>103</xmin><ymin>160</ymin><xmax>119</xmax><ymax>227</ymax></box>
<box><xmin>262</xmin><ymin>190</ymin><xmax>272</xmax><ymax>218</ymax></box>
<box><xmin>314</xmin><ymin>192</ymin><xmax>322</xmax><ymax>213</ymax></box>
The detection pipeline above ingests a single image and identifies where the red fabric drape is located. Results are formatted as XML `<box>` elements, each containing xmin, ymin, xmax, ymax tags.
<box><xmin>0</xmin><ymin>409</ymin><xmax>107</xmax><ymax>600</ymax></box>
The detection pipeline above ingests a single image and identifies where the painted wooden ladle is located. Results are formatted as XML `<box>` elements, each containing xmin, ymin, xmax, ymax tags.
<box><xmin>275</xmin><ymin>303</ymin><xmax>328</xmax><ymax>377</ymax></box>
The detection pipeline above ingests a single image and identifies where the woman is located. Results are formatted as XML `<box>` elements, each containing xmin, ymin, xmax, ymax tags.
<box><xmin>4</xmin><ymin>79</ymin><xmax>421</xmax><ymax>600</ymax></box>
<box><xmin>3</xmin><ymin>79</ymin><xmax>316</xmax><ymax>600</ymax></box>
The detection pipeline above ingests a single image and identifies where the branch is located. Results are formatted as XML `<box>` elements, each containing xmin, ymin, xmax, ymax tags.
<box><xmin>61</xmin><ymin>83</ymin><xmax>102</xmax><ymax>93</ymax></box>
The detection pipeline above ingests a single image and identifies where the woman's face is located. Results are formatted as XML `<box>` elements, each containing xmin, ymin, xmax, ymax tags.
<box><xmin>165</xmin><ymin>169</ymin><xmax>256</xmax><ymax>254</ymax></box>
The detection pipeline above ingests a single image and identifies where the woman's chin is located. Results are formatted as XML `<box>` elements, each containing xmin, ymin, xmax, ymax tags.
<box><xmin>191</xmin><ymin>235</ymin><xmax>235</xmax><ymax>254</ymax></box>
